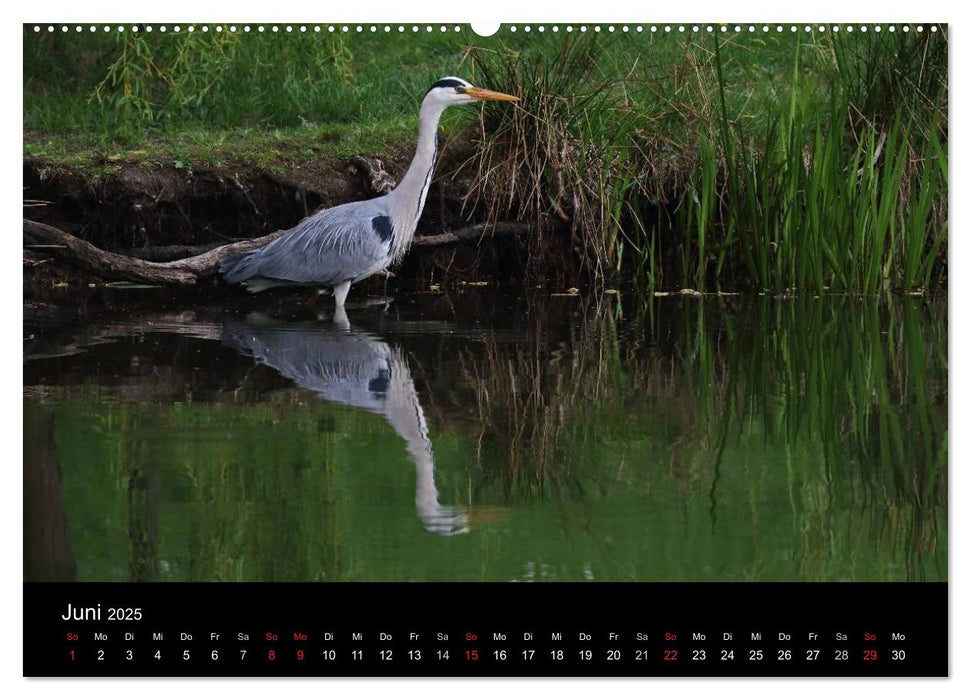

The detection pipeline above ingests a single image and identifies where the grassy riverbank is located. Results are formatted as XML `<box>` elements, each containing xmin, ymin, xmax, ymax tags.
<box><xmin>23</xmin><ymin>24</ymin><xmax>947</xmax><ymax>292</ymax></box>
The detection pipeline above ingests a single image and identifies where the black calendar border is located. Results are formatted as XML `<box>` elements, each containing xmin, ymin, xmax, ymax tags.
<box><xmin>23</xmin><ymin>581</ymin><xmax>948</xmax><ymax>678</ymax></box>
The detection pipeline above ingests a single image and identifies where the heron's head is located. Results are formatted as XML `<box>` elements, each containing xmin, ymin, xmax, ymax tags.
<box><xmin>423</xmin><ymin>76</ymin><xmax>518</xmax><ymax>109</ymax></box>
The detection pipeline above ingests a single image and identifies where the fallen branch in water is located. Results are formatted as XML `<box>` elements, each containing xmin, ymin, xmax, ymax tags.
<box><xmin>120</xmin><ymin>243</ymin><xmax>225</xmax><ymax>262</ymax></box>
<box><xmin>24</xmin><ymin>218</ymin><xmax>534</xmax><ymax>286</ymax></box>
<box><xmin>412</xmin><ymin>222</ymin><xmax>532</xmax><ymax>247</ymax></box>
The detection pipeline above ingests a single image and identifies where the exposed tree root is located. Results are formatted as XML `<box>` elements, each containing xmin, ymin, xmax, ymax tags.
<box><xmin>350</xmin><ymin>155</ymin><xmax>398</xmax><ymax>195</ymax></box>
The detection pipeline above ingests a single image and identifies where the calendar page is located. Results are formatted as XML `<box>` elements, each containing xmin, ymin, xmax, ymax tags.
<box><xmin>22</xmin><ymin>20</ymin><xmax>948</xmax><ymax>677</ymax></box>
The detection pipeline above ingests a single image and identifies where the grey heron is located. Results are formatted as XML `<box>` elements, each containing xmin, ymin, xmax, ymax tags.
<box><xmin>220</xmin><ymin>77</ymin><xmax>518</xmax><ymax>306</ymax></box>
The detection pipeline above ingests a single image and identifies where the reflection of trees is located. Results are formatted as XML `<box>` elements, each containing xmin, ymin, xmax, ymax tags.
<box><xmin>126</xmin><ymin>460</ymin><xmax>159</xmax><ymax>582</ymax></box>
<box><xmin>24</xmin><ymin>405</ymin><xmax>76</xmax><ymax>582</ymax></box>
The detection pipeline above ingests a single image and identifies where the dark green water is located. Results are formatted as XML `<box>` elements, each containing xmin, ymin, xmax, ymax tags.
<box><xmin>24</xmin><ymin>290</ymin><xmax>947</xmax><ymax>583</ymax></box>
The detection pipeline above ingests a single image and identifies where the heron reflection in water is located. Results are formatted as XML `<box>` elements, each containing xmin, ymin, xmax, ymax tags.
<box><xmin>222</xmin><ymin>311</ymin><xmax>468</xmax><ymax>536</ymax></box>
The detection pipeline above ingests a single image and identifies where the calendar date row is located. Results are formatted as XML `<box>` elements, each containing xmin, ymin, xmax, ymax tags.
<box><xmin>65</xmin><ymin>645</ymin><xmax>908</xmax><ymax>664</ymax></box>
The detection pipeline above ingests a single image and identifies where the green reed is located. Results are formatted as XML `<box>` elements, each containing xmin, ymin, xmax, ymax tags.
<box><xmin>686</xmin><ymin>105</ymin><xmax>947</xmax><ymax>293</ymax></box>
<box><xmin>672</xmin><ymin>33</ymin><xmax>947</xmax><ymax>293</ymax></box>
<box><xmin>465</xmin><ymin>30</ymin><xmax>947</xmax><ymax>292</ymax></box>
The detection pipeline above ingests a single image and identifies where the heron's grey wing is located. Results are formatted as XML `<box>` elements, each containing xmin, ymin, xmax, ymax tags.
<box><xmin>253</xmin><ymin>199</ymin><xmax>394</xmax><ymax>285</ymax></box>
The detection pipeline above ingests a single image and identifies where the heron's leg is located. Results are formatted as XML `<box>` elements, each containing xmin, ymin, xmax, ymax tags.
<box><xmin>333</xmin><ymin>280</ymin><xmax>352</xmax><ymax>308</ymax></box>
<box><xmin>331</xmin><ymin>306</ymin><xmax>350</xmax><ymax>330</ymax></box>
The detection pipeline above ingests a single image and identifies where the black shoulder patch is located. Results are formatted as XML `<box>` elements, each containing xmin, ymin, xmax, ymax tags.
<box><xmin>425</xmin><ymin>78</ymin><xmax>467</xmax><ymax>95</ymax></box>
<box><xmin>368</xmin><ymin>368</ymin><xmax>390</xmax><ymax>394</ymax></box>
<box><xmin>371</xmin><ymin>215</ymin><xmax>394</xmax><ymax>244</ymax></box>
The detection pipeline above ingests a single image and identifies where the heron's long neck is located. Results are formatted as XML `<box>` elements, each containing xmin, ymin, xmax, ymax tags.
<box><xmin>382</xmin><ymin>355</ymin><xmax>450</xmax><ymax>529</ymax></box>
<box><xmin>386</xmin><ymin>100</ymin><xmax>445</xmax><ymax>260</ymax></box>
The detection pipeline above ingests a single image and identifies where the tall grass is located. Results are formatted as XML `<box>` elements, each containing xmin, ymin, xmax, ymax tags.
<box><xmin>673</xmin><ymin>34</ymin><xmax>948</xmax><ymax>293</ymax></box>
<box><xmin>461</xmin><ymin>37</ymin><xmax>652</xmax><ymax>279</ymax></box>
<box><xmin>679</xmin><ymin>104</ymin><xmax>947</xmax><ymax>293</ymax></box>
<box><xmin>24</xmin><ymin>26</ymin><xmax>472</xmax><ymax>140</ymax></box>
<box><xmin>463</xmin><ymin>29</ymin><xmax>947</xmax><ymax>292</ymax></box>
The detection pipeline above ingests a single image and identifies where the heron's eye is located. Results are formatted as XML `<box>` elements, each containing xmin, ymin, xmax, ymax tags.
<box><xmin>455</xmin><ymin>86</ymin><xmax>466</xmax><ymax>94</ymax></box>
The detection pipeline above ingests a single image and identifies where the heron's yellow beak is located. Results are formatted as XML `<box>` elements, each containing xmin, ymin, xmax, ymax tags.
<box><xmin>464</xmin><ymin>87</ymin><xmax>519</xmax><ymax>102</ymax></box>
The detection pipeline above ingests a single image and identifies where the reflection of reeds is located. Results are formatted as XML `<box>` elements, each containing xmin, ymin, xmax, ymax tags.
<box><xmin>456</xmin><ymin>295</ymin><xmax>630</xmax><ymax>498</ymax></box>
<box><xmin>710</xmin><ymin>298</ymin><xmax>947</xmax><ymax>580</ymax></box>
<box><xmin>446</xmin><ymin>295</ymin><xmax>946</xmax><ymax>580</ymax></box>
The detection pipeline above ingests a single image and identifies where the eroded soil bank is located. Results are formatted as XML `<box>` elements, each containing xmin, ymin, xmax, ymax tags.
<box><xmin>24</xmin><ymin>142</ymin><xmax>569</xmax><ymax>301</ymax></box>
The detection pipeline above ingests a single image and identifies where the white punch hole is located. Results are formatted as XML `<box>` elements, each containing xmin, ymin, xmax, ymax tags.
<box><xmin>470</xmin><ymin>23</ymin><xmax>501</xmax><ymax>37</ymax></box>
